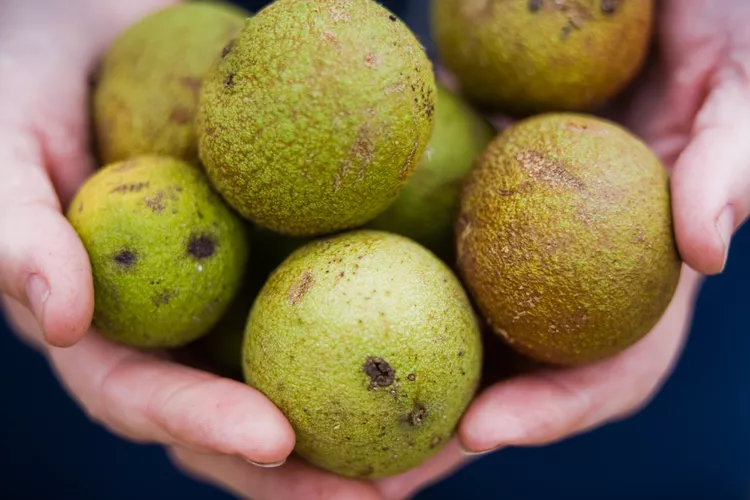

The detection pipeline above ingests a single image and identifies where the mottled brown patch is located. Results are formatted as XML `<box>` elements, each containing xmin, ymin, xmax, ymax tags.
<box><xmin>408</xmin><ymin>403</ymin><xmax>427</xmax><ymax>426</ymax></box>
<box><xmin>144</xmin><ymin>192</ymin><xmax>166</xmax><ymax>212</ymax></box>
<box><xmin>399</xmin><ymin>141</ymin><xmax>420</xmax><ymax>181</ymax></box>
<box><xmin>180</xmin><ymin>77</ymin><xmax>202</xmax><ymax>97</ymax></box>
<box><xmin>113</xmin><ymin>250</ymin><xmax>137</xmax><ymax>270</ymax></box>
<box><xmin>364</xmin><ymin>52</ymin><xmax>380</xmax><ymax>69</ymax></box>
<box><xmin>321</xmin><ymin>31</ymin><xmax>339</xmax><ymax>45</ymax></box>
<box><xmin>170</xmin><ymin>107</ymin><xmax>192</xmax><ymax>124</ymax></box>
<box><xmin>288</xmin><ymin>270</ymin><xmax>314</xmax><ymax>305</ymax></box>
<box><xmin>111</xmin><ymin>182</ymin><xmax>149</xmax><ymax>193</ymax></box>
<box><xmin>334</xmin><ymin>126</ymin><xmax>375</xmax><ymax>190</ymax></box>
<box><xmin>517</xmin><ymin>151</ymin><xmax>586</xmax><ymax>193</ymax></box>
<box><xmin>364</xmin><ymin>357</ymin><xmax>395</xmax><ymax>388</ymax></box>
<box><xmin>152</xmin><ymin>289</ymin><xmax>178</xmax><ymax>306</ymax></box>
<box><xmin>187</xmin><ymin>233</ymin><xmax>217</xmax><ymax>260</ymax></box>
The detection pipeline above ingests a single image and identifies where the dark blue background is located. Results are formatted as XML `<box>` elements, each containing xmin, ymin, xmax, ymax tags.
<box><xmin>2</xmin><ymin>1</ymin><xmax>748</xmax><ymax>499</ymax></box>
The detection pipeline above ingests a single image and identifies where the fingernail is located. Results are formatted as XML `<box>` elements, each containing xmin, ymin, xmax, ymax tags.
<box><xmin>460</xmin><ymin>443</ymin><xmax>504</xmax><ymax>457</ymax></box>
<box><xmin>717</xmin><ymin>207</ymin><xmax>735</xmax><ymax>273</ymax></box>
<box><xmin>25</xmin><ymin>274</ymin><xmax>50</xmax><ymax>331</ymax></box>
<box><xmin>243</xmin><ymin>457</ymin><xmax>286</xmax><ymax>468</ymax></box>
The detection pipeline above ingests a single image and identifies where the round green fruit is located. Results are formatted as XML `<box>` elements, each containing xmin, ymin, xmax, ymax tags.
<box><xmin>456</xmin><ymin>113</ymin><xmax>681</xmax><ymax>366</ymax></box>
<box><xmin>431</xmin><ymin>0</ymin><xmax>653</xmax><ymax>114</ymax></box>
<box><xmin>67</xmin><ymin>155</ymin><xmax>249</xmax><ymax>348</ymax></box>
<box><xmin>368</xmin><ymin>84</ymin><xmax>494</xmax><ymax>262</ymax></box>
<box><xmin>93</xmin><ymin>2</ymin><xmax>249</xmax><ymax>164</ymax></box>
<box><xmin>197</xmin><ymin>0</ymin><xmax>436</xmax><ymax>236</ymax></box>
<box><xmin>243</xmin><ymin>230</ymin><xmax>482</xmax><ymax>478</ymax></box>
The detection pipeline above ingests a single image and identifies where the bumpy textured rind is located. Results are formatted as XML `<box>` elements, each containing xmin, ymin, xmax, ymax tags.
<box><xmin>456</xmin><ymin>114</ymin><xmax>681</xmax><ymax>366</ymax></box>
<box><xmin>243</xmin><ymin>230</ymin><xmax>482</xmax><ymax>478</ymax></box>
<box><xmin>93</xmin><ymin>2</ymin><xmax>249</xmax><ymax>164</ymax></box>
<box><xmin>368</xmin><ymin>85</ymin><xmax>494</xmax><ymax>262</ymax></box>
<box><xmin>197</xmin><ymin>0</ymin><xmax>436</xmax><ymax>236</ymax></box>
<box><xmin>431</xmin><ymin>0</ymin><xmax>653</xmax><ymax>113</ymax></box>
<box><xmin>67</xmin><ymin>155</ymin><xmax>249</xmax><ymax>348</ymax></box>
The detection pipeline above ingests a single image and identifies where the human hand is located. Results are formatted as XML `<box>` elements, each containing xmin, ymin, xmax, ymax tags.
<box><xmin>0</xmin><ymin>0</ymin><xmax>293</xmax><ymax>479</ymax></box>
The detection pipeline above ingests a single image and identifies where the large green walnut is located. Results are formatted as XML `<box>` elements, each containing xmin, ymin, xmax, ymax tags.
<box><xmin>196</xmin><ymin>0</ymin><xmax>436</xmax><ymax>236</ymax></box>
<box><xmin>431</xmin><ymin>0</ymin><xmax>653</xmax><ymax>114</ymax></box>
<box><xmin>93</xmin><ymin>2</ymin><xmax>249</xmax><ymax>164</ymax></box>
<box><xmin>67</xmin><ymin>155</ymin><xmax>249</xmax><ymax>348</ymax></box>
<box><xmin>368</xmin><ymin>84</ymin><xmax>494</xmax><ymax>262</ymax></box>
<box><xmin>456</xmin><ymin>113</ymin><xmax>681</xmax><ymax>366</ymax></box>
<box><xmin>243</xmin><ymin>230</ymin><xmax>482</xmax><ymax>478</ymax></box>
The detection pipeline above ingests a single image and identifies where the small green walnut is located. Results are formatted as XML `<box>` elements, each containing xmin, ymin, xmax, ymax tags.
<box><xmin>431</xmin><ymin>0</ymin><xmax>654</xmax><ymax>114</ymax></box>
<box><xmin>93</xmin><ymin>2</ymin><xmax>249</xmax><ymax>164</ymax></box>
<box><xmin>368</xmin><ymin>84</ymin><xmax>495</xmax><ymax>262</ymax></box>
<box><xmin>456</xmin><ymin>113</ymin><xmax>682</xmax><ymax>366</ymax></box>
<box><xmin>67</xmin><ymin>155</ymin><xmax>249</xmax><ymax>348</ymax></box>
<box><xmin>243</xmin><ymin>230</ymin><xmax>482</xmax><ymax>478</ymax></box>
<box><xmin>197</xmin><ymin>0</ymin><xmax>436</xmax><ymax>236</ymax></box>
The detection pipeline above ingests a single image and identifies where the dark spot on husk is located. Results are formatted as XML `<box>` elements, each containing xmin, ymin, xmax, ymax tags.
<box><xmin>430</xmin><ymin>436</ymin><xmax>442</xmax><ymax>448</ymax></box>
<box><xmin>113</xmin><ymin>250</ymin><xmax>137</xmax><ymax>270</ymax></box>
<box><xmin>408</xmin><ymin>404</ymin><xmax>427</xmax><ymax>426</ymax></box>
<box><xmin>364</xmin><ymin>357</ymin><xmax>395</xmax><ymax>388</ymax></box>
<box><xmin>458</xmin><ymin>351</ymin><xmax>465</xmax><ymax>357</ymax></box>
<box><xmin>187</xmin><ymin>233</ymin><xmax>217</xmax><ymax>260</ymax></box>
<box><xmin>288</xmin><ymin>270</ymin><xmax>314</xmax><ymax>305</ymax></box>
<box><xmin>170</xmin><ymin>107</ymin><xmax>191</xmax><ymax>124</ymax></box>
<box><xmin>152</xmin><ymin>289</ymin><xmax>178</xmax><ymax>306</ymax></box>
<box><xmin>389</xmin><ymin>14</ymin><xmax>396</xmax><ymax>21</ymax></box>
<box><xmin>77</xmin><ymin>202</ymin><xmax>83</xmax><ymax>213</ymax></box>
<box><xmin>407</xmin><ymin>373</ymin><xmax>416</xmax><ymax>382</ymax></box>
<box><xmin>528</xmin><ymin>0</ymin><xmax>542</xmax><ymax>11</ymax></box>
<box><xmin>561</xmin><ymin>24</ymin><xmax>572</xmax><ymax>40</ymax></box>
<box><xmin>143</xmin><ymin>191</ymin><xmax>165</xmax><ymax>212</ymax></box>
<box><xmin>111</xmin><ymin>182</ymin><xmax>149</xmax><ymax>193</ymax></box>
<box><xmin>224</xmin><ymin>72</ymin><xmax>235</xmax><ymax>88</ymax></box>
<box><xmin>601</xmin><ymin>0</ymin><xmax>620</xmax><ymax>14</ymax></box>
<box><xmin>180</xmin><ymin>77</ymin><xmax>202</xmax><ymax>98</ymax></box>
<box><xmin>221</xmin><ymin>40</ymin><xmax>234</xmax><ymax>58</ymax></box>
<box><xmin>361</xmin><ymin>465</ymin><xmax>375</xmax><ymax>476</ymax></box>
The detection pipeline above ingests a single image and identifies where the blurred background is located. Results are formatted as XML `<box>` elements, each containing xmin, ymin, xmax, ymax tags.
<box><xmin>2</xmin><ymin>0</ymin><xmax>749</xmax><ymax>499</ymax></box>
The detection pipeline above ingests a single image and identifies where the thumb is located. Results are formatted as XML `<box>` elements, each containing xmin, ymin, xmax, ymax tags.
<box><xmin>670</xmin><ymin>73</ymin><xmax>750</xmax><ymax>275</ymax></box>
<box><xmin>0</xmin><ymin>127</ymin><xmax>94</xmax><ymax>347</ymax></box>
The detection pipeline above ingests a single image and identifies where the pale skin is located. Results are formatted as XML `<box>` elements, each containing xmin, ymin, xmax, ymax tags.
<box><xmin>0</xmin><ymin>0</ymin><xmax>747</xmax><ymax>498</ymax></box>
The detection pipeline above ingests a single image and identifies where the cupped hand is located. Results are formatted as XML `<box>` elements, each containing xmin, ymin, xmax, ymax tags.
<box><xmin>0</xmin><ymin>0</ymin><xmax>293</xmax><ymax>483</ymax></box>
<box><xmin>2</xmin><ymin>1</ymin><xmax>744</xmax><ymax>499</ymax></box>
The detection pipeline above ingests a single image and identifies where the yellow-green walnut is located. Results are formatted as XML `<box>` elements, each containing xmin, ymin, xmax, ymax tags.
<box><xmin>197</xmin><ymin>0</ymin><xmax>436</xmax><ymax>236</ymax></box>
<box><xmin>431</xmin><ymin>0</ymin><xmax>653</xmax><ymax>114</ymax></box>
<box><xmin>67</xmin><ymin>155</ymin><xmax>249</xmax><ymax>348</ymax></box>
<box><xmin>244</xmin><ymin>230</ymin><xmax>482</xmax><ymax>478</ymax></box>
<box><xmin>93</xmin><ymin>2</ymin><xmax>249</xmax><ymax>164</ymax></box>
<box><xmin>456</xmin><ymin>113</ymin><xmax>681</xmax><ymax>365</ymax></box>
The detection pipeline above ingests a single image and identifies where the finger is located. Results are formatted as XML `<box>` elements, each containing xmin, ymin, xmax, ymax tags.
<box><xmin>0</xmin><ymin>128</ymin><xmax>94</xmax><ymax>348</ymax></box>
<box><xmin>669</xmin><ymin>70</ymin><xmax>750</xmax><ymax>275</ymax></box>
<box><xmin>169</xmin><ymin>448</ymin><xmax>383</xmax><ymax>500</ymax></box>
<box><xmin>459</xmin><ymin>267</ymin><xmax>702</xmax><ymax>454</ymax></box>
<box><xmin>47</xmin><ymin>332</ymin><xmax>296</xmax><ymax>466</ymax></box>
<box><xmin>375</xmin><ymin>438</ymin><xmax>469</xmax><ymax>500</ymax></box>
